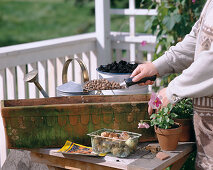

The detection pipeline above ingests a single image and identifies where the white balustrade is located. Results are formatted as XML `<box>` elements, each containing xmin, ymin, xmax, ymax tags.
<box><xmin>0</xmin><ymin>33</ymin><xmax>97</xmax><ymax>101</ymax></box>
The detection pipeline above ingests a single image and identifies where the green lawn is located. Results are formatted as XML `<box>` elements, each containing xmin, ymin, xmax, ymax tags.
<box><xmin>0</xmin><ymin>0</ymin><xmax>95</xmax><ymax>47</ymax></box>
<box><xmin>0</xmin><ymin>0</ymin><xmax>150</xmax><ymax>47</ymax></box>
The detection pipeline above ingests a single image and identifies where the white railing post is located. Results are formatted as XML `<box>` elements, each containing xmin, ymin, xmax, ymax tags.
<box><xmin>6</xmin><ymin>67</ymin><xmax>16</xmax><ymax>100</ymax></box>
<box><xmin>95</xmin><ymin>0</ymin><xmax>111</xmax><ymax>66</ymax></box>
<box><xmin>0</xmin><ymin>70</ymin><xmax>6</xmax><ymax>100</ymax></box>
<box><xmin>129</xmin><ymin>0</ymin><xmax>136</xmax><ymax>62</ymax></box>
<box><xmin>0</xmin><ymin>70</ymin><xmax>6</xmax><ymax>169</ymax></box>
<box><xmin>0</xmin><ymin>114</ymin><xmax>7</xmax><ymax>169</ymax></box>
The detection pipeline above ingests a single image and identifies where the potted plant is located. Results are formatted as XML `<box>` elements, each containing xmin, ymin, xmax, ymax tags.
<box><xmin>171</xmin><ymin>98</ymin><xmax>194</xmax><ymax>142</ymax></box>
<box><xmin>138</xmin><ymin>93</ymin><xmax>182</xmax><ymax>151</ymax></box>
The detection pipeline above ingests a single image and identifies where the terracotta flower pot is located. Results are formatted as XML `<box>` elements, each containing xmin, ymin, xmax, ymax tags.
<box><xmin>155</xmin><ymin>123</ymin><xmax>182</xmax><ymax>151</ymax></box>
<box><xmin>174</xmin><ymin>119</ymin><xmax>195</xmax><ymax>142</ymax></box>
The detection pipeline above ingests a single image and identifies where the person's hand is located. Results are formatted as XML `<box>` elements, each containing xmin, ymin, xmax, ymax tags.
<box><xmin>131</xmin><ymin>62</ymin><xmax>158</xmax><ymax>86</ymax></box>
<box><xmin>148</xmin><ymin>88</ymin><xmax>170</xmax><ymax>115</ymax></box>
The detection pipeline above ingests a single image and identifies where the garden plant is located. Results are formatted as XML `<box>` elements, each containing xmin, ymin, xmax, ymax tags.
<box><xmin>139</xmin><ymin>93</ymin><xmax>182</xmax><ymax>150</ymax></box>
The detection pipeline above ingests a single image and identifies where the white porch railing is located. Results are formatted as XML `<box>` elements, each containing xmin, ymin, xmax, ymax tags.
<box><xmin>0</xmin><ymin>33</ymin><xmax>97</xmax><ymax>100</ymax></box>
<box><xmin>111</xmin><ymin>31</ymin><xmax>156</xmax><ymax>63</ymax></box>
<box><xmin>0</xmin><ymin>0</ymin><xmax>157</xmax><ymax>168</ymax></box>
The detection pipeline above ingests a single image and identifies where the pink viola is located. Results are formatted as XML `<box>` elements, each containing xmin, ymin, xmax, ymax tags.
<box><xmin>138</xmin><ymin>122</ymin><xmax>150</xmax><ymax>129</ymax></box>
<box><xmin>148</xmin><ymin>92</ymin><xmax>162</xmax><ymax>109</ymax></box>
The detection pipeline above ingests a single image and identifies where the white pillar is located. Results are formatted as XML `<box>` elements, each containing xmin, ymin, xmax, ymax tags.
<box><xmin>129</xmin><ymin>0</ymin><xmax>136</xmax><ymax>62</ymax></box>
<box><xmin>0</xmin><ymin>111</ymin><xmax>7</xmax><ymax>169</ymax></box>
<box><xmin>95</xmin><ymin>0</ymin><xmax>111</xmax><ymax>66</ymax></box>
<box><xmin>0</xmin><ymin>70</ymin><xmax>7</xmax><ymax>169</ymax></box>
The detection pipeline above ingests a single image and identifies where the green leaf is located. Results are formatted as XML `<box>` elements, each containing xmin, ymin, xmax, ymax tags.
<box><xmin>164</xmin><ymin>107</ymin><xmax>169</xmax><ymax>114</ymax></box>
<box><xmin>171</xmin><ymin>113</ymin><xmax>178</xmax><ymax>118</ymax></box>
<box><xmin>163</xmin><ymin>15</ymin><xmax>176</xmax><ymax>30</ymax></box>
<box><xmin>169</xmin><ymin>119</ymin><xmax>174</xmax><ymax>124</ymax></box>
<box><xmin>166</xmin><ymin>117</ymin><xmax>170</xmax><ymax>122</ymax></box>
<box><xmin>150</xmin><ymin>114</ymin><xmax>157</xmax><ymax>119</ymax></box>
<box><xmin>157</xmin><ymin>117</ymin><xmax>162</xmax><ymax>123</ymax></box>
<box><xmin>167</xmin><ymin>103</ymin><xmax>173</xmax><ymax>111</ymax></box>
<box><xmin>174</xmin><ymin>14</ymin><xmax>181</xmax><ymax>23</ymax></box>
<box><xmin>144</xmin><ymin>20</ymin><xmax>152</xmax><ymax>32</ymax></box>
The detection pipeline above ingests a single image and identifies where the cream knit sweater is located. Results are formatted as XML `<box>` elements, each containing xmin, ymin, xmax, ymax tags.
<box><xmin>153</xmin><ymin>0</ymin><xmax>213</xmax><ymax>104</ymax></box>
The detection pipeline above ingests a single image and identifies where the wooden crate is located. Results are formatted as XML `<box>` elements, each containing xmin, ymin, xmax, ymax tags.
<box><xmin>1</xmin><ymin>94</ymin><xmax>156</xmax><ymax>149</ymax></box>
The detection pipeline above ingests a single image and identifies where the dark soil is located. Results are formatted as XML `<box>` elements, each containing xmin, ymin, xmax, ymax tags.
<box><xmin>98</xmin><ymin>60</ymin><xmax>138</xmax><ymax>73</ymax></box>
<box><xmin>171</xmin><ymin>123</ymin><xmax>180</xmax><ymax>129</ymax></box>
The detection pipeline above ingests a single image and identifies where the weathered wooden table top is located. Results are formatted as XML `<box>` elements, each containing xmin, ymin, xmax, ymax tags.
<box><xmin>29</xmin><ymin>142</ymin><xmax>195</xmax><ymax>170</ymax></box>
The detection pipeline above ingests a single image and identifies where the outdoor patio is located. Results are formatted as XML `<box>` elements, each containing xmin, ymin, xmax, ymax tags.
<box><xmin>0</xmin><ymin>0</ymin><xmax>200</xmax><ymax>169</ymax></box>
<box><xmin>0</xmin><ymin>1</ymin><xmax>157</xmax><ymax>168</ymax></box>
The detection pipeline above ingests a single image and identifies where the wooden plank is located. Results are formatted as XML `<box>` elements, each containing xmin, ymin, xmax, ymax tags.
<box><xmin>27</xmin><ymin>63</ymin><xmax>38</xmax><ymax>99</ymax></box>
<box><xmin>3</xmin><ymin>94</ymin><xmax>150</xmax><ymax>107</ymax></box>
<box><xmin>29</xmin><ymin>143</ymin><xmax>150</xmax><ymax>170</ymax></box>
<box><xmin>31</xmin><ymin>152</ymin><xmax>119</xmax><ymax>170</ymax></box>
<box><xmin>127</xmin><ymin>143</ymin><xmax>194</xmax><ymax>170</ymax></box>
<box><xmin>2</xmin><ymin>93</ymin><xmax>151</xmax><ymax>149</ymax></box>
<box><xmin>38</xmin><ymin>61</ymin><xmax>47</xmax><ymax>98</ymax></box>
<box><xmin>28</xmin><ymin>143</ymin><xmax>194</xmax><ymax>170</ymax></box>
<box><xmin>47</xmin><ymin>59</ymin><xmax>56</xmax><ymax>97</ymax></box>
<box><xmin>17</xmin><ymin>65</ymin><xmax>26</xmax><ymax>99</ymax></box>
<box><xmin>170</xmin><ymin>153</ymin><xmax>190</xmax><ymax>170</ymax></box>
<box><xmin>6</xmin><ymin>67</ymin><xmax>16</xmax><ymax>100</ymax></box>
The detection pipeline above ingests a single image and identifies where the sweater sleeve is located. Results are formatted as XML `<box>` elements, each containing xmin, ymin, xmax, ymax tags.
<box><xmin>152</xmin><ymin>20</ymin><xmax>200</xmax><ymax>76</ymax></box>
<box><xmin>167</xmin><ymin>42</ymin><xmax>213</xmax><ymax>104</ymax></box>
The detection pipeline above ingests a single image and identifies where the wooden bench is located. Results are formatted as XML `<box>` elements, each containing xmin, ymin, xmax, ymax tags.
<box><xmin>29</xmin><ymin>142</ymin><xmax>194</xmax><ymax>170</ymax></box>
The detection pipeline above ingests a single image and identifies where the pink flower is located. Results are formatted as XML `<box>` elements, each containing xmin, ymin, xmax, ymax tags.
<box><xmin>192</xmin><ymin>0</ymin><xmax>196</xmax><ymax>3</ymax></box>
<box><xmin>138</xmin><ymin>122</ymin><xmax>150</xmax><ymax>129</ymax></box>
<box><xmin>141</xmin><ymin>41</ymin><xmax>147</xmax><ymax>47</ymax></box>
<box><xmin>148</xmin><ymin>92</ymin><xmax>162</xmax><ymax>109</ymax></box>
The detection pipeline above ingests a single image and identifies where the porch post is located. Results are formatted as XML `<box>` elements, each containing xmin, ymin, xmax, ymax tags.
<box><xmin>129</xmin><ymin>0</ymin><xmax>136</xmax><ymax>62</ymax></box>
<box><xmin>0</xmin><ymin>112</ymin><xmax>7</xmax><ymax>168</ymax></box>
<box><xmin>95</xmin><ymin>0</ymin><xmax>111</xmax><ymax>66</ymax></box>
<box><xmin>0</xmin><ymin>71</ymin><xmax>7</xmax><ymax>169</ymax></box>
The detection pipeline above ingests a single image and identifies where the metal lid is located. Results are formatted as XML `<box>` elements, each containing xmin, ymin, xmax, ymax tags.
<box><xmin>56</xmin><ymin>81</ymin><xmax>83</xmax><ymax>93</ymax></box>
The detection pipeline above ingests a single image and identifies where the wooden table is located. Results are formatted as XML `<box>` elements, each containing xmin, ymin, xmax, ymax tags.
<box><xmin>30</xmin><ymin>142</ymin><xmax>195</xmax><ymax>170</ymax></box>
